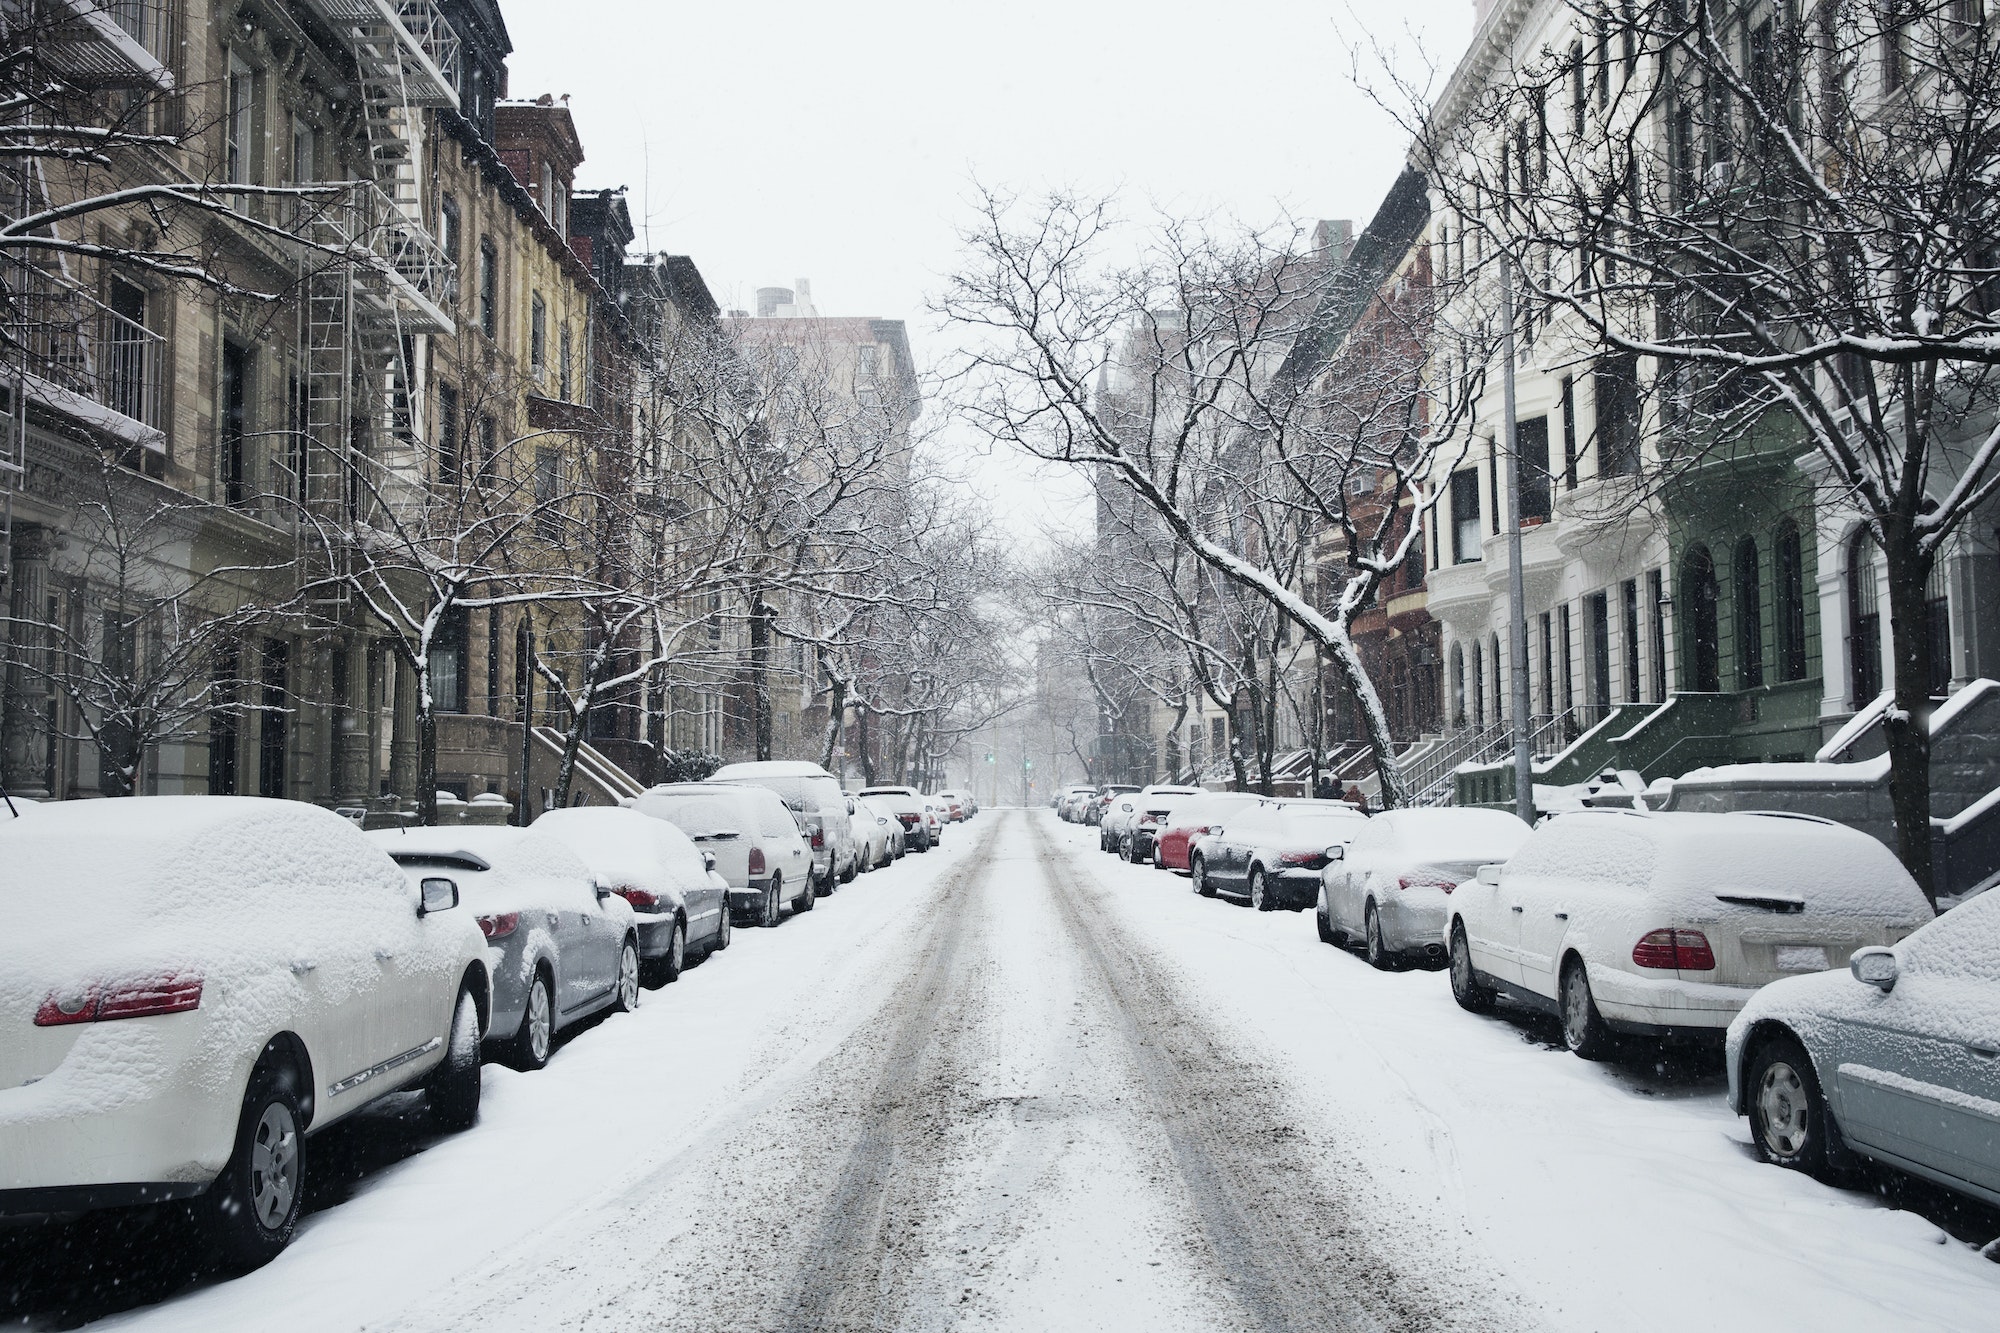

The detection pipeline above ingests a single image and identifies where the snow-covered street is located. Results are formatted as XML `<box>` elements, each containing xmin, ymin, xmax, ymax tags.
<box><xmin>9</xmin><ymin>809</ymin><xmax>1998</xmax><ymax>1332</ymax></box>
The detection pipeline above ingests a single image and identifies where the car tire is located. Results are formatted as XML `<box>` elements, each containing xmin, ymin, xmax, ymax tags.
<box><xmin>794</xmin><ymin>875</ymin><xmax>817</xmax><ymax>914</ymax></box>
<box><xmin>1560</xmin><ymin>958</ymin><xmax>1615</xmax><ymax>1061</ymax></box>
<box><xmin>202</xmin><ymin>1061</ymin><xmax>305</xmax><ymax>1271</ymax></box>
<box><xmin>840</xmin><ymin>859</ymin><xmax>857</xmax><ymax>885</ymax></box>
<box><xmin>1365</xmin><ymin>901</ymin><xmax>1392</xmax><ymax>970</ymax></box>
<box><xmin>1249</xmin><ymin>867</ymin><xmax>1274</xmax><ymax>912</ymax></box>
<box><xmin>1191</xmin><ymin>855</ymin><xmax>1216</xmax><ymax>898</ymax></box>
<box><xmin>711</xmin><ymin>902</ymin><xmax>733</xmax><ymax>954</ymax></box>
<box><xmin>1152</xmin><ymin>842</ymin><xmax>1165</xmax><ymax>870</ymax></box>
<box><xmin>761</xmin><ymin>877</ymin><xmax>783</xmax><ymax>927</ymax></box>
<box><xmin>511</xmin><ymin>967</ymin><xmax>556</xmax><ymax>1071</ymax></box>
<box><xmin>651</xmin><ymin>918</ymin><xmax>685</xmax><ymax>986</ymax></box>
<box><xmin>1317</xmin><ymin>907</ymin><xmax>1339</xmax><ymax>946</ymax></box>
<box><xmin>1747</xmin><ymin>1032</ymin><xmax>1834</xmax><ymax>1176</ymax></box>
<box><xmin>1449</xmin><ymin>923</ymin><xmax>1495</xmax><ymax>1013</ymax></box>
<box><xmin>613</xmin><ymin>938</ymin><xmax>641</xmax><ymax>1012</ymax></box>
<box><xmin>426</xmin><ymin>988</ymin><xmax>483</xmax><ymax>1133</ymax></box>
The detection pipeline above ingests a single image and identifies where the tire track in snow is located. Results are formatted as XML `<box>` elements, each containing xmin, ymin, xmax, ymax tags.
<box><xmin>1030</xmin><ymin>814</ymin><xmax>1529</xmax><ymax>1333</ymax></box>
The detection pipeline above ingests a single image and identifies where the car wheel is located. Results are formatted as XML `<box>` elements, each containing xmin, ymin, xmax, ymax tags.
<box><xmin>795</xmin><ymin>875</ymin><xmax>817</xmax><ymax>913</ymax></box>
<box><xmin>761</xmin><ymin>877</ymin><xmax>783</xmax><ymax>927</ymax></box>
<box><xmin>1316</xmin><ymin>906</ymin><xmax>1338</xmax><ymax>945</ymax></box>
<box><xmin>426</xmin><ymin>988</ymin><xmax>483</xmax><ymax>1132</ymax></box>
<box><xmin>1747</xmin><ymin>1033</ymin><xmax>1832</xmax><ymax>1175</ymax></box>
<box><xmin>1250</xmin><ymin>867</ymin><xmax>1273</xmax><ymax>912</ymax></box>
<box><xmin>1191</xmin><ymin>855</ymin><xmax>1216</xmax><ymax>898</ymax></box>
<box><xmin>1365</xmin><ymin>901</ymin><xmax>1391</xmax><ymax>970</ymax></box>
<box><xmin>712</xmin><ymin>902</ymin><xmax>733</xmax><ymax>953</ymax></box>
<box><xmin>202</xmin><ymin>1062</ymin><xmax>304</xmax><ymax>1271</ymax></box>
<box><xmin>1560</xmin><ymin>958</ymin><xmax>1615</xmax><ymax>1061</ymax></box>
<box><xmin>841</xmin><ymin>859</ymin><xmax>857</xmax><ymax>884</ymax></box>
<box><xmin>1152</xmin><ymin>842</ymin><xmax>1165</xmax><ymax>870</ymax></box>
<box><xmin>511</xmin><ymin>968</ymin><xmax>555</xmax><ymax>1071</ymax></box>
<box><xmin>653</xmin><ymin>919</ymin><xmax>685</xmax><ymax>986</ymax></box>
<box><xmin>1449</xmin><ymin>923</ymin><xmax>1495</xmax><ymax>1013</ymax></box>
<box><xmin>614</xmin><ymin>938</ymin><xmax>642</xmax><ymax>1012</ymax></box>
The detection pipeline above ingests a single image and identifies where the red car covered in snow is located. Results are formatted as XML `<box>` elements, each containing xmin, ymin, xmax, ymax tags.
<box><xmin>1151</xmin><ymin>791</ymin><xmax>1262</xmax><ymax>872</ymax></box>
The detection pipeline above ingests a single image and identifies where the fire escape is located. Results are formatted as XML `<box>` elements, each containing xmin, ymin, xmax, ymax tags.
<box><xmin>291</xmin><ymin>1</ymin><xmax>460</xmax><ymax>614</ymax></box>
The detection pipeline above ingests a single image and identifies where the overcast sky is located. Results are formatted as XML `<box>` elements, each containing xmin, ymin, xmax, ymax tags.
<box><xmin>506</xmin><ymin>0</ymin><xmax>1478</xmax><ymax>541</ymax></box>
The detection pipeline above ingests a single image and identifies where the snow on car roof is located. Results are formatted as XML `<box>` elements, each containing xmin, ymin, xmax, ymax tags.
<box><xmin>1512</xmin><ymin>809</ymin><xmax>1930</xmax><ymax>922</ymax></box>
<box><xmin>1371</xmin><ymin>808</ymin><xmax>1532</xmax><ymax>860</ymax></box>
<box><xmin>367</xmin><ymin>826</ymin><xmax>595</xmax><ymax>914</ymax></box>
<box><xmin>532</xmin><ymin>806</ymin><xmax>709</xmax><ymax>899</ymax></box>
<box><xmin>711</xmin><ymin>761</ymin><xmax>836</xmax><ymax>779</ymax></box>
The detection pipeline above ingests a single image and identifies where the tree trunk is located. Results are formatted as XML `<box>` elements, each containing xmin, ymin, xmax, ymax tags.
<box><xmin>1880</xmin><ymin>533</ymin><xmax>1937</xmax><ymax>905</ymax></box>
<box><xmin>748</xmin><ymin>591</ymin><xmax>773</xmax><ymax>762</ymax></box>
<box><xmin>1322</xmin><ymin>621</ymin><xmax>1407</xmax><ymax>808</ymax></box>
<box><xmin>417</xmin><ymin>704</ymin><xmax>439</xmax><ymax>826</ymax></box>
<box><xmin>857</xmin><ymin>706</ymin><xmax>877</xmax><ymax>784</ymax></box>
<box><xmin>553</xmin><ymin>696</ymin><xmax>587</xmax><ymax>811</ymax></box>
<box><xmin>820</xmin><ymin>676</ymin><xmax>848</xmax><ymax>772</ymax></box>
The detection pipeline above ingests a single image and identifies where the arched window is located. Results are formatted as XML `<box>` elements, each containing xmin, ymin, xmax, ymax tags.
<box><xmin>1683</xmin><ymin>545</ymin><xmax>1720</xmax><ymax>692</ymax></box>
<box><xmin>1450</xmin><ymin>644</ymin><xmax>1466</xmax><ymax>728</ymax></box>
<box><xmin>1470</xmin><ymin>639</ymin><xmax>1485</xmax><ymax>727</ymax></box>
<box><xmin>1847</xmin><ymin>531</ymin><xmax>1881</xmax><ymax>706</ymax></box>
<box><xmin>1775</xmin><ymin>521</ymin><xmax>1806</xmax><ymax>682</ymax></box>
<box><xmin>1491</xmin><ymin>632</ymin><xmax>1504</xmax><ymax>724</ymax></box>
<box><xmin>1735</xmin><ymin>536</ymin><xmax>1764</xmax><ymax>689</ymax></box>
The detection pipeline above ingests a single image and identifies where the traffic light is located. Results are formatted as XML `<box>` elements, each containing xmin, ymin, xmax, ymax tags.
<box><xmin>985</xmin><ymin>752</ymin><xmax>994</xmax><ymax>763</ymax></box>
<box><xmin>1023</xmin><ymin>758</ymin><xmax>1033</xmax><ymax>770</ymax></box>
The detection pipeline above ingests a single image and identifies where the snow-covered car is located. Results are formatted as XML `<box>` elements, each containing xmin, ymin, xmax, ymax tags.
<box><xmin>372</xmin><ymin>827</ymin><xmax>639</xmax><ymax>1073</ymax></box>
<box><xmin>1319</xmin><ymin>808</ymin><xmax>1532</xmax><ymax>969</ymax></box>
<box><xmin>534</xmin><ymin>806</ymin><xmax>731</xmax><ymax>985</ymax></box>
<box><xmin>1085</xmin><ymin>785</ymin><xmax>1141</xmax><ymax>826</ymax></box>
<box><xmin>1191</xmin><ymin>799</ymin><xmax>1368</xmax><ymax>910</ymax></box>
<box><xmin>1152</xmin><ymin>791</ymin><xmax>1262</xmax><ymax>873</ymax></box>
<box><xmin>850</xmin><ymin>796</ymin><xmax>896</xmax><ymax>868</ymax></box>
<box><xmin>860</xmin><ymin>786</ymin><xmax>936</xmax><ymax>852</ymax></box>
<box><xmin>711</xmin><ymin>761</ymin><xmax>857</xmax><ymax>889</ymax></box>
<box><xmin>1446</xmin><ymin>810</ymin><xmax>1934</xmax><ymax>1060</ymax></box>
<box><xmin>1103</xmin><ymin>785</ymin><xmax>1203</xmax><ymax>860</ymax></box>
<box><xmin>1726</xmin><ymin>886</ymin><xmax>1999</xmax><ymax>1206</ymax></box>
<box><xmin>1</xmin><ymin>797</ymin><xmax>490</xmax><ymax>1270</ymax></box>
<box><xmin>934</xmin><ymin>790</ymin><xmax>967</xmax><ymax>822</ymax></box>
<box><xmin>1057</xmin><ymin>786</ymin><xmax>1096</xmax><ymax>821</ymax></box>
<box><xmin>862</xmin><ymin>796</ymin><xmax>909</xmax><ymax>860</ymax></box>
<box><xmin>634</xmin><ymin>783</ymin><xmax>815</xmax><ymax>924</ymax></box>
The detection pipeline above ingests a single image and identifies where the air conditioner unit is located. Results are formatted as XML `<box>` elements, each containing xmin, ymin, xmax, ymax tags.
<box><xmin>1705</xmin><ymin>159</ymin><xmax>1737</xmax><ymax>190</ymax></box>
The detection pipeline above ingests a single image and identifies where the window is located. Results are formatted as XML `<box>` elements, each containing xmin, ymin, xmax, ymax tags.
<box><xmin>1620</xmin><ymin>1</ymin><xmax>1637</xmax><ymax>77</ymax></box>
<box><xmin>1560</xmin><ymin>376</ymin><xmax>1578</xmax><ymax>489</ymax></box>
<box><xmin>1595</xmin><ymin>8</ymin><xmax>1611</xmax><ymax>107</ymax></box>
<box><xmin>1622</xmin><ymin>578</ymin><xmax>1642</xmax><ymax>701</ymax></box>
<box><xmin>1649</xmin><ymin>569</ymin><xmax>1668</xmax><ymax>700</ymax></box>
<box><xmin>1927</xmin><ymin>559</ymin><xmax>1952</xmax><ymax>695</ymax></box>
<box><xmin>1684</xmin><ymin>546</ymin><xmax>1721</xmax><ymax>692</ymax></box>
<box><xmin>1847</xmin><ymin>531</ymin><xmax>1881</xmax><ymax>706</ymax></box>
<box><xmin>1450</xmin><ymin>644</ymin><xmax>1467</xmax><ymax>727</ymax></box>
<box><xmin>226</xmin><ymin>55</ymin><xmax>255</xmax><ymax>186</ymax></box>
<box><xmin>291</xmin><ymin>117</ymin><xmax>315</xmax><ymax>185</ymax></box>
<box><xmin>258</xmin><ymin>639</ymin><xmax>288</xmax><ymax>798</ymax></box>
<box><xmin>478</xmin><ymin>239</ymin><xmax>498</xmax><ymax>339</ymax></box>
<box><xmin>209</xmin><ymin>648</ymin><xmax>240</xmax><ymax>795</ymax></box>
<box><xmin>429</xmin><ymin>608</ymin><xmax>469</xmax><ymax>715</ymax></box>
<box><xmin>440</xmin><ymin>192</ymin><xmax>460</xmax><ymax>266</ymax></box>
<box><xmin>1210</xmin><ymin>716</ymin><xmax>1226</xmax><ymax>754</ymax></box>
<box><xmin>530</xmin><ymin>294</ymin><xmax>547</xmax><ymax>380</ymax></box>
<box><xmin>535</xmin><ymin>446</ymin><xmax>562</xmax><ymax>539</ymax></box>
<box><xmin>1881</xmin><ymin>1</ymin><xmax>1907</xmax><ymax>93</ymax></box>
<box><xmin>478</xmin><ymin>414</ymin><xmax>497</xmax><ymax>480</ymax></box>
<box><xmin>1595</xmin><ymin>354</ymin><xmax>1639</xmax><ymax>477</ymax></box>
<box><xmin>1470</xmin><ymin>638</ymin><xmax>1485</xmax><ymax>727</ymax></box>
<box><xmin>1559</xmin><ymin>603</ymin><xmax>1575</xmax><ymax>713</ymax></box>
<box><xmin>1451</xmin><ymin>468</ymin><xmax>1482</xmax><ymax>563</ymax></box>
<box><xmin>1570</xmin><ymin>41</ymin><xmax>1587</xmax><ymax>137</ymax></box>
<box><xmin>436</xmin><ymin>381</ymin><xmax>460</xmax><ymax>485</ymax></box>
<box><xmin>1775</xmin><ymin>521</ymin><xmax>1806</xmax><ymax>682</ymax></box>
<box><xmin>1539</xmin><ymin>612</ymin><xmax>1554</xmax><ymax>716</ymax></box>
<box><xmin>105</xmin><ymin>280</ymin><xmax>149</xmax><ymax>425</ymax></box>
<box><xmin>221</xmin><ymin>340</ymin><xmax>249</xmax><ymax>508</ymax></box>
<box><xmin>1517</xmin><ymin>416</ymin><xmax>1551</xmax><ymax>522</ymax></box>
<box><xmin>514</xmin><ymin>619</ymin><xmax>533</xmax><ymax>721</ymax></box>
<box><xmin>559</xmin><ymin>323</ymin><xmax>572</xmax><ymax>401</ymax></box>
<box><xmin>1587</xmin><ymin>591</ymin><xmax>1612</xmax><ymax>710</ymax></box>
<box><xmin>1736</xmin><ymin>537</ymin><xmax>1765</xmax><ymax>689</ymax></box>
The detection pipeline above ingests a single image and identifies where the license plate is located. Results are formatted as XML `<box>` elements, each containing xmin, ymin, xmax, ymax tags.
<box><xmin>1774</xmin><ymin>945</ymin><xmax>1830</xmax><ymax>973</ymax></box>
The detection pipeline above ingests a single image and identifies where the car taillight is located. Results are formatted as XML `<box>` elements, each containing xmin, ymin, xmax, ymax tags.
<box><xmin>748</xmin><ymin>847</ymin><xmax>767</xmax><ymax>875</ymax></box>
<box><xmin>1632</xmin><ymin>928</ymin><xmax>1716</xmax><ymax>971</ymax></box>
<box><xmin>1278</xmin><ymin>851</ymin><xmax>1324</xmax><ymax>867</ymax></box>
<box><xmin>1397</xmin><ymin>875</ymin><xmax>1457</xmax><ymax>894</ymax></box>
<box><xmin>477</xmin><ymin>911</ymin><xmax>520</xmax><ymax>940</ymax></box>
<box><xmin>897</xmin><ymin>813</ymin><xmax>919</xmax><ymax>825</ymax></box>
<box><xmin>614</xmin><ymin>887</ymin><xmax>661</xmax><ymax>911</ymax></box>
<box><xmin>811</xmin><ymin>827</ymin><xmax>824</xmax><ymax>849</ymax></box>
<box><xmin>35</xmin><ymin>974</ymin><xmax>203</xmax><ymax>1026</ymax></box>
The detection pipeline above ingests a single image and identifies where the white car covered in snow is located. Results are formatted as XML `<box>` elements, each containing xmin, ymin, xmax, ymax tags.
<box><xmin>1727</xmin><ymin>885</ymin><xmax>2000</xmax><ymax>1207</ymax></box>
<box><xmin>1446</xmin><ymin>810</ymin><xmax>1933</xmax><ymax>1059</ymax></box>
<box><xmin>0</xmin><ymin>797</ymin><xmax>491</xmax><ymax>1269</ymax></box>
<box><xmin>1318</xmin><ymin>807</ymin><xmax>1531</xmax><ymax>968</ymax></box>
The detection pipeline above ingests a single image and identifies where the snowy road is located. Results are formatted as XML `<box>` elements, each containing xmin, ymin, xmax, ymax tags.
<box><xmin>11</xmin><ymin>809</ymin><xmax>2000</xmax><ymax>1331</ymax></box>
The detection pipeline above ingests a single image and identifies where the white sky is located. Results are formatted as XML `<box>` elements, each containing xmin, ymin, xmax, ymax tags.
<box><xmin>506</xmin><ymin>0</ymin><xmax>1478</xmax><ymax>543</ymax></box>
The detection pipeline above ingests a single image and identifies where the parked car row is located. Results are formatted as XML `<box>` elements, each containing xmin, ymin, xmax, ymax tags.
<box><xmin>1</xmin><ymin>760</ymin><xmax>932</xmax><ymax>1271</ymax></box>
<box><xmin>1085</xmin><ymin>794</ymin><xmax>1995</xmax><ymax>1213</ymax></box>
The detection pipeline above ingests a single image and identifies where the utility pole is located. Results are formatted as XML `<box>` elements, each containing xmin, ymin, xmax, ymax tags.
<box><xmin>1500</xmin><ymin>256</ymin><xmax>1533</xmax><ymax>824</ymax></box>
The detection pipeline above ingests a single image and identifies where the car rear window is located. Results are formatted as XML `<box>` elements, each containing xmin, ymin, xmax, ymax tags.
<box><xmin>647</xmin><ymin>797</ymin><xmax>741</xmax><ymax>838</ymax></box>
<box><xmin>1507</xmin><ymin>818</ymin><xmax>1654</xmax><ymax>890</ymax></box>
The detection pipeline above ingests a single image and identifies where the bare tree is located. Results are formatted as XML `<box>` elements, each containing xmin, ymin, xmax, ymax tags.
<box><xmin>1390</xmin><ymin>0</ymin><xmax>2000</xmax><ymax>896</ymax></box>
<box><xmin>943</xmin><ymin>188</ymin><xmax>1485</xmax><ymax>806</ymax></box>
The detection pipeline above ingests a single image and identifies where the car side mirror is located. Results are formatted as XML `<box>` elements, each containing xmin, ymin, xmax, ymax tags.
<box><xmin>418</xmin><ymin>877</ymin><xmax>458</xmax><ymax>916</ymax></box>
<box><xmin>1851</xmin><ymin>947</ymin><xmax>1899</xmax><ymax>992</ymax></box>
<box><xmin>594</xmin><ymin>880</ymin><xmax>614</xmax><ymax>901</ymax></box>
<box><xmin>1209</xmin><ymin>827</ymin><xmax>1224</xmax><ymax>839</ymax></box>
<box><xmin>1325</xmin><ymin>844</ymin><xmax>1344</xmax><ymax>862</ymax></box>
<box><xmin>1476</xmin><ymin>864</ymin><xmax>1503</xmax><ymax>887</ymax></box>
<box><xmin>702</xmin><ymin>852</ymin><xmax>718</xmax><ymax>873</ymax></box>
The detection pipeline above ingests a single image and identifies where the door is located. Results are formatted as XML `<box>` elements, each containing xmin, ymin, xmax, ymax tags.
<box><xmin>1456</xmin><ymin>867</ymin><xmax>1522</xmax><ymax>986</ymax></box>
<box><xmin>1827</xmin><ymin>898</ymin><xmax>2000</xmax><ymax>1194</ymax></box>
<box><xmin>1512</xmin><ymin>871</ymin><xmax>1574</xmax><ymax>1000</ymax></box>
<box><xmin>1331</xmin><ymin>822</ymin><xmax>1383</xmax><ymax>933</ymax></box>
